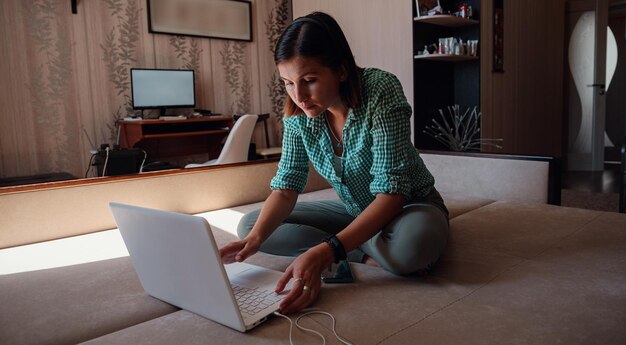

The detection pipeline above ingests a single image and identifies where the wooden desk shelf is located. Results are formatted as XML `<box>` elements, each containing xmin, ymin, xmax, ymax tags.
<box><xmin>118</xmin><ymin>116</ymin><xmax>233</xmax><ymax>160</ymax></box>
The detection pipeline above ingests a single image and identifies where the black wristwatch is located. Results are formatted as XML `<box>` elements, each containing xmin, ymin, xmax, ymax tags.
<box><xmin>322</xmin><ymin>234</ymin><xmax>347</xmax><ymax>264</ymax></box>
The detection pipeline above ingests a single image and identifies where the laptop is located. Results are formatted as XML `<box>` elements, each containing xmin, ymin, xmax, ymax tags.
<box><xmin>109</xmin><ymin>202</ymin><xmax>288</xmax><ymax>332</ymax></box>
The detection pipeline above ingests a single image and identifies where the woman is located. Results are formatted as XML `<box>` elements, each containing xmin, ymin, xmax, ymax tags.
<box><xmin>219</xmin><ymin>12</ymin><xmax>449</xmax><ymax>314</ymax></box>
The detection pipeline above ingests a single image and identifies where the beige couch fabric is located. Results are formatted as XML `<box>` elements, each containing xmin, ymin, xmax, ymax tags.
<box><xmin>86</xmin><ymin>200</ymin><xmax>626</xmax><ymax>344</ymax></box>
<box><xmin>0</xmin><ymin>258</ymin><xmax>177</xmax><ymax>345</ymax></box>
<box><xmin>2</xmin><ymin>190</ymin><xmax>625</xmax><ymax>344</ymax></box>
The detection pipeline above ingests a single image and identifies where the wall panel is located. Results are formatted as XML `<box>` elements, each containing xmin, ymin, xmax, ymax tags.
<box><xmin>481</xmin><ymin>0</ymin><xmax>565</xmax><ymax>157</ymax></box>
<box><xmin>292</xmin><ymin>0</ymin><xmax>414</xmax><ymax>139</ymax></box>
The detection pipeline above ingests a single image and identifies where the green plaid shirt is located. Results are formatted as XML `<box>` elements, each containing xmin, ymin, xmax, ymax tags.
<box><xmin>271</xmin><ymin>68</ymin><xmax>435</xmax><ymax>217</ymax></box>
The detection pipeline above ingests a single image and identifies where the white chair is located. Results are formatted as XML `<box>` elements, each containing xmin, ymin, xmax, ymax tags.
<box><xmin>184</xmin><ymin>114</ymin><xmax>258</xmax><ymax>168</ymax></box>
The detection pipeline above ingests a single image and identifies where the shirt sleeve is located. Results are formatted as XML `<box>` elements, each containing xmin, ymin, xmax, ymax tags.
<box><xmin>270</xmin><ymin>116</ymin><xmax>309</xmax><ymax>192</ymax></box>
<box><xmin>368</xmin><ymin>72</ymin><xmax>415</xmax><ymax>198</ymax></box>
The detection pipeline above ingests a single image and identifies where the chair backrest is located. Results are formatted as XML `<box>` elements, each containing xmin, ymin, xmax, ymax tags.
<box><xmin>214</xmin><ymin>114</ymin><xmax>258</xmax><ymax>165</ymax></box>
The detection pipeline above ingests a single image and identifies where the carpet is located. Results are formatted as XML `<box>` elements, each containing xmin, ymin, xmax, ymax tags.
<box><xmin>560</xmin><ymin>189</ymin><xmax>621</xmax><ymax>213</ymax></box>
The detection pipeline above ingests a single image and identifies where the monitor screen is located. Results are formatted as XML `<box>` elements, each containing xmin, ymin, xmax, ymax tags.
<box><xmin>131</xmin><ymin>69</ymin><xmax>195</xmax><ymax>110</ymax></box>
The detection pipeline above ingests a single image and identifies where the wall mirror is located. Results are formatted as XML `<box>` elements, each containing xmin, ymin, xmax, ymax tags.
<box><xmin>0</xmin><ymin>0</ymin><xmax>291</xmax><ymax>191</ymax></box>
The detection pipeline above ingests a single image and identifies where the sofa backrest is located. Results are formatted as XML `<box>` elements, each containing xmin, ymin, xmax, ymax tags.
<box><xmin>420</xmin><ymin>151</ymin><xmax>560</xmax><ymax>205</ymax></box>
<box><xmin>0</xmin><ymin>161</ymin><xmax>329</xmax><ymax>249</ymax></box>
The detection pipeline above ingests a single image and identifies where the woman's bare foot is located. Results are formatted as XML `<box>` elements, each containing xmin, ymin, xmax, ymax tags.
<box><xmin>363</xmin><ymin>255</ymin><xmax>381</xmax><ymax>267</ymax></box>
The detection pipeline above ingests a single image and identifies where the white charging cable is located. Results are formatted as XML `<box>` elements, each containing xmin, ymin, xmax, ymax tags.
<box><xmin>138</xmin><ymin>150</ymin><xmax>147</xmax><ymax>173</ymax></box>
<box><xmin>273</xmin><ymin>309</ymin><xmax>353</xmax><ymax>345</ymax></box>
<box><xmin>102</xmin><ymin>147</ymin><xmax>111</xmax><ymax>177</ymax></box>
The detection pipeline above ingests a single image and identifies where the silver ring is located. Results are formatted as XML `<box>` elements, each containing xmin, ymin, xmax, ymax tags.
<box><xmin>293</xmin><ymin>277</ymin><xmax>303</xmax><ymax>284</ymax></box>
<box><xmin>303</xmin><ymin>285</ymin><xmax>311</xmax><ymax>292</ymax></box>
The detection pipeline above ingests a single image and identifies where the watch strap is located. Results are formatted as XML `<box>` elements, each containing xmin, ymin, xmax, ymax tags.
<box><xmin>323</xmin><ymin>234</ymin><xmax>347</xmax><ymax>264</ymax></box>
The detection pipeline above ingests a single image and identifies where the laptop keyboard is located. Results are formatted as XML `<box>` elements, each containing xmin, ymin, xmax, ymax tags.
<box><xmin>231</xmin><ymin>284</ymin><xmax>283</xmax><ymax>316</ymax></box>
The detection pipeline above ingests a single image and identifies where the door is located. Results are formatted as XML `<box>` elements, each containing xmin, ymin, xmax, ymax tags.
<box><xmin>566</xmin><ymin>0</ymin><xmax>615</xmax><ymax>171</ymax></box>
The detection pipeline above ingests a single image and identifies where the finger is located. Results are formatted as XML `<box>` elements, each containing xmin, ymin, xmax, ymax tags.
<box><xmin>235</xmin><ymin>242</ymin><xmax>256</xmax><ymax>262</ymax></box>
<box><xmin>279</xmin><ymin>285</ymin><xmax>301</xmax><ymax>313</ymax></box>
<box><xmin>220</xmin><ymin>241</ymin><xmax>246</xmax><ymax>264</ymax></box>
<box><xmin>275</xmin><ymin>266</ymin><xmax>294</xmax><ymax>293</ymax></box>
<box><xmin>219</xmin><ymin>247</ymin><xmax>236</xmax><ymax>264</ymax></box>
<box><xmin>278</xmin><ymin>271</ymin><xmax>306</xmax><ymax>309</ymax></box>
<box><xmin>279</xmin><ymin>271</ymin><xmax>312</xmax><ymax>313</ymax></box>
<box><xmin>283</xmin><ymin>278</ymin><xmax>320</xmax><ymax>314</ymax></box>
<box><xmin>282</xmin><ymin>285</ymin><xmax>313</xmax><ymax>314</ymax></box>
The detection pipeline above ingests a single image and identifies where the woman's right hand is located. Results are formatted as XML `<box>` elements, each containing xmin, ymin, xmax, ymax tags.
<box><xmin>219</xmin><ymin>237</ymin><xmax>261</xmax><ymax>264</ymax></box>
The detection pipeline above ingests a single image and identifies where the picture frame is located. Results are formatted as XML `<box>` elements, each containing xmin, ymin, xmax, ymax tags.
<box><xmin>415</xmin><ymin>0</ymin><xmax>443</xmax><ymax>17</ymax></box>
<box><xmin>493</xmin><ymin>0</ymin><xmax>504</xmax><ymax>72</ymax></box>
<box><xmin>147</xmin><ymin>0</ymin><xmax>252</xmax><ymax>42</ymax></box>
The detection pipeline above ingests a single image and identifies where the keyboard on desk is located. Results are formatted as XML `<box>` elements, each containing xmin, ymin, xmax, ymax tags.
<box><xmin>231</xmin><ymin>284</ymin><xmax>283</xmax><ymax>316</ymax></box>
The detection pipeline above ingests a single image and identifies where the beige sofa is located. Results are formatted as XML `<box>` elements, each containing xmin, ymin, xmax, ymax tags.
<box><xmin>1</xmin><ymin>152</ymin><xmax>625</xmax><ymax>344</ymax></box>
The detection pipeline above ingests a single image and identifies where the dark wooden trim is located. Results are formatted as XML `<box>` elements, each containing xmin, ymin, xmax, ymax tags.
<box><xmin>0</xmin><ymin>158</ymin><xmax>280</xmax><ymax>196</ymax></box>
<box><xmin>420</xmin><ymin>150</ymin><xmax>562</xmax><ymax>205</ymax></box>
<box><xmin>617</xmin><ymin>135</ymin><xmax>626</xmax><ymax>213</ymax></box>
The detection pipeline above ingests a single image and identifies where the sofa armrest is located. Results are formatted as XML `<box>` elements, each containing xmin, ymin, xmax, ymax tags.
<box><xmin>420</xmin><ymin>150</ymin><xmax>561</xmax><ymax>205</ymax></box>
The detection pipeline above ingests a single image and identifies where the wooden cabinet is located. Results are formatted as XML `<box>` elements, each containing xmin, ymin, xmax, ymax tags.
<box><xmin>412</xmin><ymin>1</ymin><xmax>482</xmax><ymax>151</ymax></box>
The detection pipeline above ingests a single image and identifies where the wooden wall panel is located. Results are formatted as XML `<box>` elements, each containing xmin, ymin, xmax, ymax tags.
<box><xmin>0</xmin><ymin>1</ymin><xmax>33</xmax><ymax>177</ymax></box>
<box><xmin>0</xmin><ymin>0</ymin><xmax>290</xmax><ymax>180</ymax></box>
<box><xmin>481</xmin><ymin>0</ymin><xmax>565</xmax><ymax>157</ymax></box>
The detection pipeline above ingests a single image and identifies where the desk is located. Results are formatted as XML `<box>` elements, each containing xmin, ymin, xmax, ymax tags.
<box><xmin>118</xmin><ymin>117</ymin><xmax>232</xmax><ymax>160</ymax></box>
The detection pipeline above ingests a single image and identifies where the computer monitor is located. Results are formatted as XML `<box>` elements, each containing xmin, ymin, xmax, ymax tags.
<box><xmin>131</xmin><ymin>68</ymin><xmax>195</xmax><ymax>117</ymax></box>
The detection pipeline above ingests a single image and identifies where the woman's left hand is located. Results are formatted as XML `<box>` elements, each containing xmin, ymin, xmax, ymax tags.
<box><xmin>275</xmin><ymin>244</ymin><xmax>334</xmax><ymax>314</ymax></box>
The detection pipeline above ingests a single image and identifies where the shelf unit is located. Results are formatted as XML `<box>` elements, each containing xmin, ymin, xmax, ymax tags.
<box><xmin>412</xmin><ymin>0</ymin><xmax>481</xmax><ymax>151</ymax></box>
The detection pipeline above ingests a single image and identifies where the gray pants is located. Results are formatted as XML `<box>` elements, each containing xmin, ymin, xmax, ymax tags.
<box><xmin>237</xmin><ymin>191</ymin><xmax>449</xmax><ymax>275</ymax></box>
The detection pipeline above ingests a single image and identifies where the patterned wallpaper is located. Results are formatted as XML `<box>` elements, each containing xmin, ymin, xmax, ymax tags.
<box><xmin>0</xmin><ymin>0</ymin><xmax>291</xmax><ymax>179</ymax></box>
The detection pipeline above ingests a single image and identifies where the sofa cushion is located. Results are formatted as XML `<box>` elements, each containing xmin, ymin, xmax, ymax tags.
<box><xmin>439</xmin><ymin>192</ymin><xmax>494</xmax><ymax>219</ymax></box>
<box><xmin>82</xmin><ymin>309</ymin><xmax>343</xmax><ymax>345</ymax></box>
<box><xmin>83</xmin><ymin>202</ymin><xmax>626</xmax><ymax>345</ymax></box>
<box><xmin>448</xmin><ymin>201</ymin><xmax>602</xmax><ymax>258</ymax></box>
<box><xmin>0</xmin><ymin>257</ymin><xmax>177</xmax><ymax>345</ymax></box>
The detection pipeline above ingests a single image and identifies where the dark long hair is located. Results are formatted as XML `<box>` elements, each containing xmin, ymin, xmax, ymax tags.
<box><xmin>274</xmin><ymin>12</ymin><xmax>362</xmax><ymax>116</ymax></box>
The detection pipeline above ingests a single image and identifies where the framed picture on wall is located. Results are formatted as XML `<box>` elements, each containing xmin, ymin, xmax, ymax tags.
<box><xmin>147</xmin><ymin>0</ymin><xmax>252</xmax><ymax>41</ymax></box>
